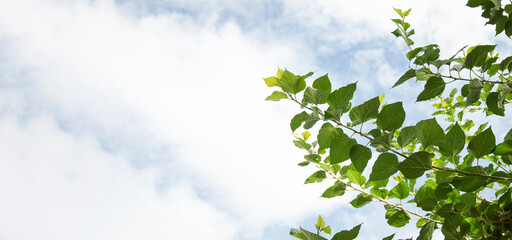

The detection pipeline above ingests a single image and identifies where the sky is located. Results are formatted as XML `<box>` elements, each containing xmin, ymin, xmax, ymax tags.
<box><xmin>0</xmin><ymin>0</ymin><xmax>511</xmax><ymax>240</ymax></box>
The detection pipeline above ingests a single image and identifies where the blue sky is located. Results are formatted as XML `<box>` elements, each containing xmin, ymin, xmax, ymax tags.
<box><xmin>0</xmin><ymin>0</ymin><xmax>510</xmax><ymax>240</ymax></box>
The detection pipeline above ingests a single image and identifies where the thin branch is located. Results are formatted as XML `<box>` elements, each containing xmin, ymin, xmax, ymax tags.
<box><xmin>287</xmin><ymin>95</ymin><xmax>512</xmax><ymax>183</ymax></box>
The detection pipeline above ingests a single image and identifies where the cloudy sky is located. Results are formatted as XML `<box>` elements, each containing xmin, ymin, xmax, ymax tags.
<box><xmin>0</xmin><ymin>0</ymin><xmax>510</xmax><ymax>239</ymax></box>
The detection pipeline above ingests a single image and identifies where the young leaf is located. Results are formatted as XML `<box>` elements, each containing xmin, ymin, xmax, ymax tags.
<box><xmin>397</xmin><ymin>152</ymin><xmax>433</xmax><ymax>179</ymax></box>
<box><xmin>393</xmin><ymin>69</ymin><xmax>416</xmax><ymax>88</ymax></box>
<box><xmin>415</xmin><ymin>118</ymin><xmax>446</xmax><ymax>148</ymax></box>
<box><xmin>389</xmin><ymin>181</ymin><xmax>410</xmax><ymax>199</ymax></box>
<box><xmin>349</xmin><ymin>97</ymin><xmax>380</xmax><ymax>125</ymax></box>
<box><xmin>332</xmin><ymin>224</ymin><xmax>362</xmax><ymax>240</ymax></box>
<box><xmin>290</xmin><ymin>111</ymin><xmax>309</xmax><ymax>132</ymax></box>
<box><xmin>369</xmin><ymin>153</ymin><xmax>399</xmax><ymax>181</ymax></box>
<box><xmin>438</xmin><ymin>123</ymin><xmax>466</xmax><ymax>158</ymax></box>
<box><xmin>265</xmin><ymin>91</ymin><xmax>288</xmax><ymax>101</ymax></box>
<box><xmin>350</xmin><ymin>144</ymin><xmax>372</xmax><ymax>172</ymax></box>
<box><xmin>304</xmin><ymin>170</ymin><xmax>327</xmax><ymax>184</ymax></box>
<box><xmin>467</xmin><ymin>127</ymin><xmax>496</xmax><ymax>159</ymax></box>
<box><xmin>376</xmin><ymin>102</ymin><xmax>406</xmax><ymax>131</ymax></box>
<box><xmin>330</xmin><ymin>134</ymin><xmax>357</xmax><ymax>164</ymax></box>
<box><xmin>316</xmin><ymin>215</ymin><xmax>325</xmax><ymax>229</ymax></box>
<box><xmin>264</xmin><ymin>76</ymin><xmax>280</xmax><ymax>87</ymax></box>
<box><xmin>416</xmin><ymin>76</ymin><xmax>445</xmax><ymax>102</ymax></box>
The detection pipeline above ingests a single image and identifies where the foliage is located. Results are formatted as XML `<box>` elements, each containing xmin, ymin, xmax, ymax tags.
<box><xmin>264</xmin><ymin>3</ymin><xmax>512</xmax><ymax>240</ymax></box>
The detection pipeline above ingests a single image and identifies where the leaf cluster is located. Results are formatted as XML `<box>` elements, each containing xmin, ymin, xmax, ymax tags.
<box><xmin>264</xmin><ymin>3</ymin><xmax>512</xmax><ymax>240</ymax></box>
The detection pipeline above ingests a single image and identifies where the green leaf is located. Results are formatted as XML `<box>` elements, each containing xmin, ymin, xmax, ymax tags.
<box><xmin>500</xmin><ymin>56</ymin><xmax>512</xmax><ymax>72</ymax></box>
<box><xmin>280</xmin><ymin>69</ymin><xmax>306</xmax><ymax>94</ymax></box>
<box><xmin>416</xmin><ymin>76</ymin><xmax>445</xmax><ymax>102</ymax></box>
<box><xmin>464</xmin><ymin>45</ymin><xmax>496</xmax><ymax>69</ymax></box>
<box><xmin>389</xmin><ymin>181</ymin><xmax>409</xmax><ymax>199</ymax></box>
<box><xmin>377</xmin><ymin>102</ymin><xmax>405</xmax><ymax>131</ymax></box>
<box><xmin>435</xmin><ymin>182</ymin><xmax>453</xmax><ymax>200</ymax></box>
<box><xmin>350</xmin><ymin>194</ymin><xmax>372</xmax><ymax>208</ymax></box>
<box><xmin>494</xmin><ymin>140</ymin><xmax>512</xmax><ymax>155</ymax></box>
<box><xmin>321</xmin><ymin>181</ymin><xmax>346</xmax><ymax>198</ymax></box>
<box><xmin>317</xmin><ymin>123</ymin><xmax>340</xmax><ymax>150</ymax></box>
<box><xmin>382</xmin><ymin>233</ymin><xmax>395</xmax><ymax>240</ymax></box>
<box><xmin>506</xmin><ymin>128</ymin><xmax>512</xmax><ymax>141</ymax></box>
<box><xmin>466</xmin><ymin>79</ymin><xmax>483</xmax><ymax>106</ymax></box>
<box><xmin>316</xmin><ymin>215</ymin><xmax>325</xmax><ymax>229</ymax></box>
<box><xmin>442</xmin><ymin>214</ymin><xmax>469</xmax><ymax>240</ymax></box>
<box><xmin>312</xmin><ymin>74</ymin><xmax>331</xmax><ymax>103</ymax></box>
<box><xmin>304</xmin><ymin>170</ymin><xmax>327</xmax><ymax>184</ymax></box>
<box><xmin>486</xmin><ymin>92</ymin><xmax>505</xmax><ymax>116</ymax></box>
<box><xmin>406</xmin><ymin>47</ymin><xmax>423</xmax><ymax>61</ymax></box>
<box><xmin>370</xmin><ymin>187</ymin><xmax>389</xmax><ymax>199</ymax></box>
<box><xmin>397</xmin><ymin>152</ymin><xmax>433</xmax><ymax>179</ymax></box>
<box><xmin>393</xmin><ymin>8</ymin><xmax>403</xmax><ymax>17</ymax></box>
<box><xmin>264</xmin><ymin>76</ymin><xmax>280</xmax><ymax>87</ymax></box>
<box><xmin>455</xmin><ymin>193</ymin><xmax>476</xmax><ymax>215</ymax></box>
<box><xmin>290</xmin><ymin>228</ymin><xmax>328</xmax><ymax>240</ymax></box>
<box><xmin>304</xmin><ymin>87</ymin><xmax>327</xmax><ymax>105</ymax></box>
<box><xmin>330</xmin><ymin>134</ymin><xmax>357</xmax><ymax>164</ymax></box>
<box><xmin>451</xmin><ymin>175</ymin><xmax>488</xmax><ymax>192</ymax></box>
<box><xmin>347</xmin><ymin>165</ymin><xmax>366</xmax><ymax>186</ymax></box>
<box><xmin>438</xmin><ymin>123</ymin><xmax>466</xmax><ymax>158</ymax></box>
<box><xmin>332</xmin><ymin>224</ymin><xmax>362</xmax><ymax>240</ymax></box>
<box><xmin>328</xmin><ymin>83</ymin><xmax>357</xmax><ymax>111</ymax></box>
<box><xmin>417</xmin><ymin>222</ymin><xmax>436</xmax><ymax>240</ymax></box>
<box><xmin>349</xmin><ymin>97</ymin><xmax>380</xmax><ymax>125</ymax></box>
<box><xmin>386</xmin><ymin>209</ymin><xmax>410</xmax><ymax>227</ymax></box>
<box><xmin>322</xmin><ymin>226</ymin><xmax>331</xmax><ymax>235</ymax></box>
<box><xmin>294</xmin><ymin>139</ymin><xmax>311</xmax><ymax>150</ymax></box>
<box><xmin>350</xmin><ymin>144</ymin><xmax>372</xmax><ymax>172</ymax></box>
<box><xmin>467</xmin><ymin>127</ymin><xmax>496</xmax><ymax>158</ymax></box>
<box><xmin>393</xmin><ymin>69</ymin><xmax>416</xmax><ymax>88</ymax></box>
<box><xmin>397</xmin><ymin>126</ymin><xmax>417</xmax><ymax>148</ymax></box>
<box><xmin>265</xmin><ymin>91</ymin><xmax>288</xmax><ymax>101</ymax></box>
<box><xmin>370</xmin><ymin>132</ymin><xmax>394</xmax><ymax>151</ymax></box>
<box><xmin>290</xmin><ymin>111</ymin><xmax>309</xmax><ymax>132</ymax></box>
<box><xmin>415</xmin><ymin>118</ymin><xmax>446</xmax><ymax>148</ymax></box>
<box><xmin>369</xmin><ymin>153</ymin><xmax>399</xmax><ymax>181</ymax></box>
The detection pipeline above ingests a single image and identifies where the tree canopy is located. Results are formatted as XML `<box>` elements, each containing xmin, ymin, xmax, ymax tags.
<box><xmin>264</xmin><ymin>1</ymin><xmax>512</xmax><ymax>239</ymax></box>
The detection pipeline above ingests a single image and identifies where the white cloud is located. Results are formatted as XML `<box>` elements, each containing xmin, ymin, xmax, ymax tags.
<box><xmin>0</xmin><ymin>0</ymin><xmax>337</xmax><ymax>239</ymax></box>
<box><xmin>0</xmin><ymin>0</ymin><xmax>510</xmax><ymax>239</ymax></box>
<box><xmin>0</xmin><ymin>116</ymin><xmax>236</xmax><ymax>240</ymax></box>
